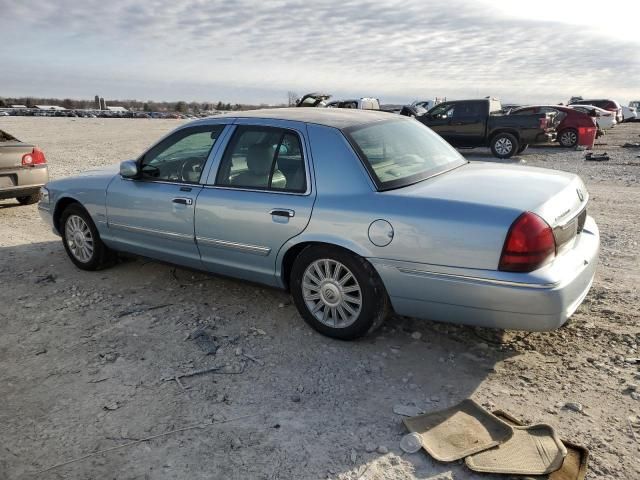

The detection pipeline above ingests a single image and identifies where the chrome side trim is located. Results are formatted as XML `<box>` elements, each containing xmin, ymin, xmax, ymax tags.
<box><xmin>196</xmin><ymin>236</ymin><xmax>271</xmax><ymax>256</ymax></box>
<box><xmin>396</xmin><ymin>267</ymin><xmax>559</xmax><ymax>289</ymax></box>
<box><xmin>202</xmin><ymin>184</ymin><xmax>311</xmax><ymax>197</ymax></box>
<box><xmin>108</xmin><ymin>222</ymin><xmax>194</xmax><ymax>241</ymax></box>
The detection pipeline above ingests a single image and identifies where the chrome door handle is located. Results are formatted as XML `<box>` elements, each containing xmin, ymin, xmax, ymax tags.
<box><xmin>172</xmin><ymin>197</ymin><xmax>193</xmax><ymax>206</ymax></box>
<box><xmin>270</xmin><ymin>209</ymin><xmax>295</xmax><ymax>218</ymax></box>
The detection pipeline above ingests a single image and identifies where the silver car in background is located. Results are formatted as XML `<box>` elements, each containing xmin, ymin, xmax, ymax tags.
<box><xmin>39</xmin><ymin>109</ymin><xmax>599</xmax><ymax>339</ymax></box>
<box><xmin>0</xmin><ymin>129</ymin><xmax>49</xmax><ymax>205</ymax></box>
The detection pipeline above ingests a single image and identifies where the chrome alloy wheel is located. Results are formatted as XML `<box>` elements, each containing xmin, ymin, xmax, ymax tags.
<box><xmin>65</xmin><ymin>214</ymin><xmax>94</xmax><ymax>263</ymax></box>
<box><xmin>302</xmin><ymin>259</ymin><xmax>363</xmax><ymax>328</ymax></box>
<box><xmin>494</xmin><ymin>137</ymin><xmax>513</xmax><ymax>155</ymax></box>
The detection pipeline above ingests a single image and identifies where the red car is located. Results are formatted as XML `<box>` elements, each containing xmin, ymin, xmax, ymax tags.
<box><xmin>509</xmin><ymin>105</ymin><xmax>597</xmax><ymax>149</ymax></box>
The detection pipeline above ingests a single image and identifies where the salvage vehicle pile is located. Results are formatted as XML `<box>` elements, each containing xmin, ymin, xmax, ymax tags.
<box><xmin>0</xmin><ymin>116</ymin><xmax>638</xmax><ymax>479</ymax></box>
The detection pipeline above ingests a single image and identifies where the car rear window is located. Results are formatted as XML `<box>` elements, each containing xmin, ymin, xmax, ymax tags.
<box><xmin>344</xmin><ymin>119</ymin><xmax>467</xmax><ymax>191</ymax></box>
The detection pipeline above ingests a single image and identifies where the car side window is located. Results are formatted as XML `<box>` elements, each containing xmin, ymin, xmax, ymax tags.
<box><xmin>452</xmin><ymin>102</ymin><xmax>482</xmax><ymax>118</ymax></box>
<box><xmin>429</xmin><ymin>103</ymin><xmax>455</xmax><ymax>119</ymax></box>
<box><xmin>215</xmin><ymin>126</ymin><xmax>306</xmax><ymax>193</ymax></box>
<box><xmin>140</xmin><ymin>125</ymin><xmax>224</xmax><ymax>183</ymax></box>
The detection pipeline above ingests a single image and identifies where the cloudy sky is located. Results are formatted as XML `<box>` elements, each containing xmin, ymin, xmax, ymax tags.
<box><xmin>1</xmin><ymin>0</ymin><xmax>638</xmax><ymax>105</ymax></box>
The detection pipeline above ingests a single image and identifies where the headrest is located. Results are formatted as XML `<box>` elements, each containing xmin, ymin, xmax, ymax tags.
<box><xmin>246</xmin><ymin>144</ymin><xmax>273</xmax><ymax>176</ymax></box>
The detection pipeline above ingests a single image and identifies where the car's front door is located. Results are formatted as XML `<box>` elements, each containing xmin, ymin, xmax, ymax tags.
<box><xmin>418</xmin><ymin>103</ymin><xmax>457</xmax><ymax>143</ymax></box>
<box><xmin>195</xmin><ymin>121</ymin><xmax>315</xmax><ymax>286</ymax></box>
<box><xmin>104</xmin><ymin>124</ymin><xmax>228</xmax><ymax>269</ymax></box>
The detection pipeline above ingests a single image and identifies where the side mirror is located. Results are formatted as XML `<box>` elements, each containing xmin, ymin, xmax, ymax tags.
<box><xmin>120</xmin><ymin>160</ymin><xmax>139</xmax><ymax>178</ymax></box>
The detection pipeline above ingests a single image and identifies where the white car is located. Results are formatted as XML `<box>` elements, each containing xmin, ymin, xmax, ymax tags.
<box><xmin>325</xmin><ymin>98</ymin><xmax>380</xmax><ymax>110</ymax></box>
<box><xmin>0</xmin><ymin>111</ymin><xmax>10</xmax><ymax>116</ymax></box>
<box><xmin>412</xmin><ymin>100</ymin><xmax>437</xmax><ymax>110</ymax></box>
<box><xmin>622</xmin><ymin>105</ymin><xmax>638</xmax><ymax>122</ymax></box>
<box><xmin>570</xmin><ymin>105</ymin><xmax>616</xmax><ymax>130</ymax></box>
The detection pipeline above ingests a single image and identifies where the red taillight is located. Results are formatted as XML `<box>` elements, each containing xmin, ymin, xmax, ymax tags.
<box><xmin>21</xmin><ymin>148</ymin><xmax>46</xmax><ymax>167</ymax></box>
<box><xmin>499</xmin><ymin>212</ymin><xmax>556</xmax><ymax>272</ymax></box>
<box><xmin>539</xmin><ymin>117</ymin><xmax>548</xmax><ymax>129</ymax></box>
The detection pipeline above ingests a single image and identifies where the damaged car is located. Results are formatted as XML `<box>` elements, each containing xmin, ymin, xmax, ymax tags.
<box><xmin>39</xmin><ymin>109</ymin><xmax>599</xmax><ymax>340</ymax></box>
<box><xmin>508</xmin><ymin>105</ymin><xmax>598</xmax><ymax>148</ymax></box>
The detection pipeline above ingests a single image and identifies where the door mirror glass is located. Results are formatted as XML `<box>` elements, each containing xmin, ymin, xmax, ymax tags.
<box><xmin>120</xmin><ymin>160</ymin><xmax>139</xmax><ymax>178</ymax></box>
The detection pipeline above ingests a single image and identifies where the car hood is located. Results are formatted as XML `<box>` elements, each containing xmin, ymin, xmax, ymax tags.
<box><xmin>395</xmin><ymin>162</ymin><xmax>587</xmax><ymax>228</ymax></box>
<box><xmin>77</xmin><ymin>164</ymin><xmax>120</xmax><ymax>177</ymax></box>
<box><xmin>46</xmin><ymin>164</ymin><xmax>119</xmax><ymax>192</ymax></box>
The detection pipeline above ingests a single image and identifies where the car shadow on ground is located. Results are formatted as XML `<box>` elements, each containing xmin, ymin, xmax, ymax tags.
<box><xmin>1</xmin><ymin>241</ymin><xmax>521</xmax><ymax>479</ymax></box>
<box><xmin>0</xmin><ymin>199</ymin><xmax>25</xmax><ymax>209</ymax></box>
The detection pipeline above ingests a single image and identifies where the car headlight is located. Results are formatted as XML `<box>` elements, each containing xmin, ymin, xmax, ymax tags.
<box><xmin>39</xmin><ymin>187</ymin><xmax>50</xmax><ymax>204</ymax></box>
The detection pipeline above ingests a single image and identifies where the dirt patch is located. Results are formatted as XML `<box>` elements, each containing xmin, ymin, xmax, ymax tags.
<box><xmin>0</xmin><ymin>117</ymin><xmax>638</xmax><ymax>479</ymax></box>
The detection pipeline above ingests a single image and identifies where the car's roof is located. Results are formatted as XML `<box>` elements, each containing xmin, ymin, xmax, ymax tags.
<box><xmin>512</xmin><ymin>105</ymin><xmax>571</xmax><ymax>110</ymax></box>
<box><xmin>200</xmin><ymin>107</ymin><xmax>398</xmax><ymax>129</ymax></box>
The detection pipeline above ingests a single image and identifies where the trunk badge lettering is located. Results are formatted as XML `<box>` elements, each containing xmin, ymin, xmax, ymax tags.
<box><xmin>555</xmin><ymin>208</ymin><xmax>571</xmax><ymax>223</ymax></box>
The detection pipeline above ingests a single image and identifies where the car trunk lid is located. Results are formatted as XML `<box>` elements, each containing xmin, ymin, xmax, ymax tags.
<box><xmin>0</xmin><ymin>130</ymin><xmax>34</xmax><ymax>169</ymax></box>
<box><xmin>396</xmin><ymin>162</ymin><xmax>588</xmax><ymax>231</ymax></box>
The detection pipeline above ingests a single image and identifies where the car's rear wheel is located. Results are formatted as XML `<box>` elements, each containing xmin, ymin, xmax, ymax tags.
<box><xmin>558</xmin><ymin>129</ymin><xmax>578</xmax><ymax>148</ymax></box>
<box><xmin>61</xmin><ymin>204</ymin><xmax>115</xmax><ymax>270</ymax></box>
<box><xmin>490</xmin><ymin>133</ymin><xmax>518</xmax><ymax>159</ymax></box>
<box><xmin>290</xmin><ymin>245</ymin><xmax>389</xmax><ymax>340</ymax></box>
<box><xmin>16</xmin><ymin>193</ymin><xmax>40</xmax><ymax>205</ymax></box>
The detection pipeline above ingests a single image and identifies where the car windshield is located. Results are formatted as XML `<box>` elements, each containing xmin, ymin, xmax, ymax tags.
<box><xmin>344</xmin><ymin>119</ymin><xmax>466</xmax><ymax>190</ymax></box>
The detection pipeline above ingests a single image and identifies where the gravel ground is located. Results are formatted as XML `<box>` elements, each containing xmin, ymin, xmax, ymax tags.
<box><xmin>0</xmin><ymin>117</ymin><xmax>638</xmax><ymax>480</ymax></box>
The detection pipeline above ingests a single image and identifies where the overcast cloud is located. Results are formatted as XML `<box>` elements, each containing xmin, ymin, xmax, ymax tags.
<box><xmin>0</xmin><ymin>0</ymin><xmax>638</xmax><ymax>104</ymax></box>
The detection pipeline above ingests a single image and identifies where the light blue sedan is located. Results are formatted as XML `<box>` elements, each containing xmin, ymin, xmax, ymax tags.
<box><xmin>39</xmin><ymin>109</ymin><xmax>599</xmax><ymax>339</ymax></box>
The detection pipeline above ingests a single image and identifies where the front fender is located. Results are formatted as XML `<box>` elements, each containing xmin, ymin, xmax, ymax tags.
<box><xmin>48</xmin><ymin>173</ymin><xmax>117</xmax><ymax>234</ymax></box>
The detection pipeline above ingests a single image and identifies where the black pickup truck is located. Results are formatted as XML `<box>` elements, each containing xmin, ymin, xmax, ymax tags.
<box><xmin>416</xmin><ymin>98</ymin><xmax>557</xmax><ymax>158</ymax></box>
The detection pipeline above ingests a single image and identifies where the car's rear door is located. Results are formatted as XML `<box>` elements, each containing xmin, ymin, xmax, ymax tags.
<box><xmin>104</xmin><ymin>123</ymin><xmax>229</xmax><ymax>269</ymax></box>
<box><xmin>195</xmin><ymin>119</ymin><xmax>315</xmax><ymax>286</ymax></box>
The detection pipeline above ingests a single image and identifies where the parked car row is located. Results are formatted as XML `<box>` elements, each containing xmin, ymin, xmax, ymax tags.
<box><xmin>0</xmin><ymin>108</ymin><xmax>213</xmax><ymax>120</ymax></box>
<box><xmin>296</xmin><ymin>92</ymin><xmax>639</xmax><ymax>157</ymax></box>
<box><xmin>414</xmin><ymin>98</ymin><xmax>557</xmax><ymax>158</ymax></box>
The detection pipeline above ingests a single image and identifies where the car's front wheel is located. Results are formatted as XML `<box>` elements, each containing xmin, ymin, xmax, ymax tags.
<box><xmin>490</xmin><ymin>133</ymin><xmax>518</xmax><ymax>159</ymax></box>
<box><xmin>61</xmin><ymin>204</ymin><xmax>115</xmax><ymax>270</ymax></box>
<box><xmin>290</xmin><ymin>245</ymin><xmax>389</xmax><ymax>340</ymax></box>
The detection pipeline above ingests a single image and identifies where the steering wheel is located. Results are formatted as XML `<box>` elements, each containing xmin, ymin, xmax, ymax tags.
<box><xmin>180</xmin><ymin>157</ymin><xmax>203</xmax><ymax>183</ymax></box>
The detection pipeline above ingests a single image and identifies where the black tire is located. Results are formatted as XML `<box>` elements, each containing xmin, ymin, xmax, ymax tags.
<box><xmin>490</xmin><ymin>133</ymin><xmax>518</xmax><ymax>159</ymax></box>
<box><xmin>558</xmin><ymin>128</ymin><xmax>578</xmax><ymax>148</ymax></box>
<box><xmin>517</xmin><ymin>143</ymin><xmax>529</xmax><ymax>154</ymax></box>
<box><xmin>60</xmin><ymin>204</ymin><xmax>115</xmax><ymax>271</ymax></box>
<box><xmin>290</xmin><ymin>245</ymin><xmax>389</xmax><ymax>340</ymax></box>
<box><xmin>16</xmin><ymin>192</ymin><xmax>40</xmax><ymax>205</ymax></box>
